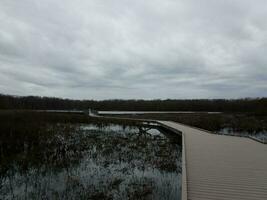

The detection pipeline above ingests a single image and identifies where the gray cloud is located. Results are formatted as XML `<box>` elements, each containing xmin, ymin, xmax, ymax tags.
<box><xmin>0</xmin><ymin>0</ymin><xmax>266</xmax><ymax>99</ymax></box>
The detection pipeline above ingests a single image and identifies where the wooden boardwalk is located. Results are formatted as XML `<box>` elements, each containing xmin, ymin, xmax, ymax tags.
<box><xmin>88</xmin><ymin>112</ymin><xmax>267</xmax><ymax>199</ymax></box>
<box><xmin>159</xmin><ymin>121</ymin><xmax>267</xmax><ymax>200</ymax></box>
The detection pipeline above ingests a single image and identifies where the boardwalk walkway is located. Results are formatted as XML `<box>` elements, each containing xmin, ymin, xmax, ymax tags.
<box><xmin>159</xmin><ymin>121</ymin><xmax>267</xmax><ymax>200</ymax></box>
<box><xmin>87</xmin><ymin>112</ymin><xmax>267</xmax><ymax>199</ymax></box>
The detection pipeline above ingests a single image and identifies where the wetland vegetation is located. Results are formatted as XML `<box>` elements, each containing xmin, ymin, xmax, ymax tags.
<box><xmin>0</xmin><ymin>111</ymin><xmax>182</xmax><ymax>200</ymax></box>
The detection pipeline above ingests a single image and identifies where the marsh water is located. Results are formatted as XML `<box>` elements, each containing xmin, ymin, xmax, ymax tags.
<box><xmin>218</xmin><ymin>127</ymin><xmax>267</xmax><ymax>142</ymax></box>
<box><xmin>0</xmin><ymin>124</ymin><xmax>182</xmax><ymax>200</ymax></box>
<box><xmin>99</xmin><ymin>111</ymin><xmax>221</xmax><ymax>115</ymax></box>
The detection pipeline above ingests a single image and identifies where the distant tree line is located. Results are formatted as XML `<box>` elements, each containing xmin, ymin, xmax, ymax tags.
<box><xmin>0</xmin><ymin>94</ymin><xmax>266</xmax><ymax>114</ymax></box>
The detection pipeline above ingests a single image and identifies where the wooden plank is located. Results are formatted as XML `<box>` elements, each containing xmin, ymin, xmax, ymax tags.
<box><xmin>158</xmin><ymin>121</ymin><xmax>267</xmax><ymax>200</ymax></box>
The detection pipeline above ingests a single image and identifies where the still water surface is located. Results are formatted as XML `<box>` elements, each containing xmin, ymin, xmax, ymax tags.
<box><xmin>99</xmin><ymin>111</ymin><xmax>221</xmax><ymax>115</ymax></box>
<box><xmin>218</xmin><ymin>127</ymin><xmax>267</xmax><ymax>142</ymax></box>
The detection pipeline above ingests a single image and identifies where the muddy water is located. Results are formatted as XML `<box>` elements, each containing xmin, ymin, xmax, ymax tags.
<box><xmin>0</xmin><ymin>124</ymin><xmax>182</xmax><ymax>200</ymax></box>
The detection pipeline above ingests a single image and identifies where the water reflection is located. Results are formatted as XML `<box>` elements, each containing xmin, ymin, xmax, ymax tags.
<box><xmin>0</xmin><ymin>124</ymin><xmax>182</xmax><ymax>200</ymax></box>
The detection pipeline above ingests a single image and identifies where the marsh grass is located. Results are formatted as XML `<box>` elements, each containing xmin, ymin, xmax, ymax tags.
<box><xmin>0</xmin><ymin>111</ymin><xmax>182</xmax><ymax>200</ymax></box>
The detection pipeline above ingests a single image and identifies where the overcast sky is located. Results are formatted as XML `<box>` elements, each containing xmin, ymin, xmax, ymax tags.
<box><xmin>0</xmin><ymin>0</ymin><xmax>266</xmax><ymax>99</ymax></box>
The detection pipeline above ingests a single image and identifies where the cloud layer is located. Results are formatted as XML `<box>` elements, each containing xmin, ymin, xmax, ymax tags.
<box><xmin>0</xmin><ymin>0</ymin><xmax>266</xmax><ymax>99</ymax></box>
